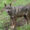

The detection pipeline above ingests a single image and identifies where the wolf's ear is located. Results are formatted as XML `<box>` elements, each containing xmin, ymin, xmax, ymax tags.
<box><xmin>26</xmin><ymin>8</ymin><xmax>28</xmax><ymax>11</ymax></box>
<box><xmin>4</xmin><ymin>3</ymin><xmax>6</xmax><ymax>7</ymax></box>
<box><xmin>10</xmin><ymin>3</ymin><xmax>11</xmax><ymax>6</ymax></box>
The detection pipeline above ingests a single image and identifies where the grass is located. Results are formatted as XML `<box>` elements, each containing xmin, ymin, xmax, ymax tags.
<box><xmin>17</xmin><ymin>24</ymin><xmax>30</xmax><ymax>30</ymax></box>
